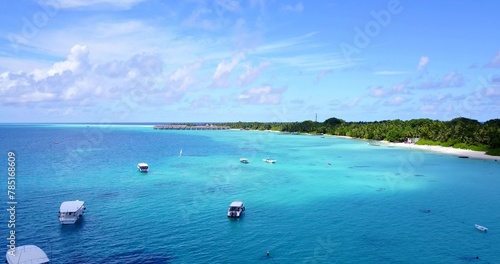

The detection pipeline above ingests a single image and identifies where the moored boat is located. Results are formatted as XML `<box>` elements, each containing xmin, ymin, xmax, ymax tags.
<box><xmin>263</xmin><ymin>158</ymin><xmax>276</xmax><ymax>163</ymax></box>
<box><xmin>240</xmin><ymin>158</ymin><xmax>249</xmax><ymax>164</ymax></box>
<box><xmin>59</xmin><ymin>200</ymin><xmax>86</xmax><ymax>224</ymax></box>
<box><xmin>137</xmin><ymin>163</ymin><xmax>149</xmax><ymax>172</ymax></box>
<box><xmin>227</xmin><ymin>201</ymin><xmax>245</xmax><ymax>218</ymax></box>
<box><xmin>475</xmin><ymin>224</ymin><xmax>488</xmax><ymax>232</ymax></box>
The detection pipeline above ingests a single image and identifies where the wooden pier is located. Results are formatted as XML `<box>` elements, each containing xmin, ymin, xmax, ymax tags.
<box><xmin>153</xmin><ymin>124</ymin><xmax>230</xmax><ymax>130</ymax></box>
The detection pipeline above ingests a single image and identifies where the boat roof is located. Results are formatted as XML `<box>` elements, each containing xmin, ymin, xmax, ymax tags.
<box><xmin>229</xmin><ymin>201</ymin><xmax>244</xmax><ymax>207</ymax></box>
<box><xmin>60</xmin><ymin>200</ymin><xmax>85</xmax><ymax>212</ymax></box>
<box><xmin>138</xmin><ymin>163</ymin><xmax>148</xmax><ymax>167</ymax></box>
<box><xmin>6</xmin><ymin>245</ymin><xmax>49</xmax><ymax>264</ymax></box>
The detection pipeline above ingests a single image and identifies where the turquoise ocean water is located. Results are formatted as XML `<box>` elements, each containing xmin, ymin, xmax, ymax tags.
<box><xmin>0</xmin><ymin>124</ymin><xmax>499</xmax><ymax>263</ymax></box>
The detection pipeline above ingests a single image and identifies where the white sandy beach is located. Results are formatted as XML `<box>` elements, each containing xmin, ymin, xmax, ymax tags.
<box><xmin>330</xmin><ymin>134</ymin><xmax>499</xmax><ymax>161</ymax></box>
<box><xmin>383</xmin><ymin>142</ymin><xmax>500</xmax><ymax>161</ymax></box>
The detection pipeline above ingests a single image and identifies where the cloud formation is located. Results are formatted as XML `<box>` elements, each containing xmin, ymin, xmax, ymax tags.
<box><xmin>213</xmin><ymin>53</ymin><xmax>245</xmax><ymax>87</ymax></box>
<box><xmin>373</xmin><ymin>71</ymin><xmax>410</xmax><ymax>75</ymax></box>
<box><xmin>417</xmin><ymin>56</ymin><xmax>429</xmax><ymax>72</ymax></box>
<box><xmin>238</xmin><ymin>61</ymin><xmax>270</xmax><ymax>86</ymax></box>
<box><xmin>163</xmin><ymin>60</ymin><xmax>204</xmax><ymax>102</ymax></box>
<box><xmin>485</xmin><ymin>51</ymin><xmax>500</xmax><ymax>68</ymax></box>
<box><xmin>0</xmin><ymin>45</ymin><xmax>199</xmax><ymax>109</ymax></box>
<box><xmin>418</xmin><ymin>71</ymin><xmax>464</xmax><ymax>89</ymax></box>
<box><xmin>42</xmin><ymin>0</ymin><xmax>147</xmax><ymax>9</ymax></box>
<box><xmin>385</xmin><ymin>96</ymin><xmax>406</xmax><ymax>106</ymax></box>
<box><xmin>369</xmin><ymin>86</ymin><xmax>388</xmax><ymax>97</ymax></box>
<box><xmin>238</xmin><ymin>85</ymin><xmax>286</xmax><ymax>105</ymax></box>
<box><xmin>281</xmin><ymin>2</ymin><xmax>304</xmax><ymax>13</ymax></box>
<box><xmin>315</xmin><ymin>69</ymin><xmax>333</xmax><ymax>84</ymax></box>
<box><xmin>48</xmin><ymin>45</ymin><xmax>90</xmax><ymax>77</ymax></box>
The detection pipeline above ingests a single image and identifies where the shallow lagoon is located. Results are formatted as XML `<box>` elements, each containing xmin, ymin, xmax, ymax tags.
<box><xmin>1</xmin><ymin>125</ymin><xmax>499</xmax><ymax>263</ymax></box>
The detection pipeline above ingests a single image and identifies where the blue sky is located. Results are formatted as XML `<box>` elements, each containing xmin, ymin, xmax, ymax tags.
<box><xmin>0</xmin><ymin>0</ymin><xmax>499</xmax><ymax>123</ymax></box>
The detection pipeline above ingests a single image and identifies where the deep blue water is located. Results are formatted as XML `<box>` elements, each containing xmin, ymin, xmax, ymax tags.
<box><xmin>0</xmin><ymin>125</ymin><xmax>499</xmax><ymax>263</ymax></box>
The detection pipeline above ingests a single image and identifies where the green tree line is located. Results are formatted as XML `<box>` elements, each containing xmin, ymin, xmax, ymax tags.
<box><xmin>221</xmin><ymin>117</ymin><xmax>500</xmax><ymax>156</ymax></box>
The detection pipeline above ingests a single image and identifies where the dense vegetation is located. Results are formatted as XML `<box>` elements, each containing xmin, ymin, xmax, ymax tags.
<box><xmin>221</xmin><ymin>117</ymin><xmax>500</xmax><ymax>156</ymax></box>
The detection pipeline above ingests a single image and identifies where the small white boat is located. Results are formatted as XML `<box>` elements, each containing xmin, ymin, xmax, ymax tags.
<box><xmin>137</xmin><ymin>163</ymin><xmax>149</xmax><ymax>172</ymax></box>
<box><xmin>240</xmin><ymin>158</ymin><xmax>249</xmax><ymax>164</ymax></box>
<box><xmin>6</xmin><ymin>245</ymin><xmax>49</xmax><ymax>264</ymax></box>
<box><xmin>227</xmin><ymin>201</ymin><xmax>245</xmax><ymax>218</ymax></box>
<box><xmin>475</xmin><ymin>224</ymin><xmax>488</xmax><ymax>232</ymax></box>
<box><xmin>263</xmin><ymin>158</ymin><xmax>276</xmax><ymax>163</ymax></box>
<box><xmin>59</xmin><ymin>200</ymin><xmax>86</xmax><ymax>224</ymax></box>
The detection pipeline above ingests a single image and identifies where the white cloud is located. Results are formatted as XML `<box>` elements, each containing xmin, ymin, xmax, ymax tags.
<box><xmin>385</xmin><ymin>96</ymin><xmax>406</xmax><ymax>106</ymax></box>
<box><xmin>367</xmin><ymin>81</ymin><xmax>410</xmax><ymax>99</ymax></box>
<box><xmin>92</xmin><ymin>20</ymin><xmax>146</xmax><ymax>38</ymax></box>
<box><xmin>42</xmin><ymin>0</ymin><xmax>147</xmax><ymax>9</ymax></box>
<box><xmin>482</xmin><ymin>86</ymin><xmax>500</xmax><ymax>97</ymax></box>
<box><xmin>184</xmin><ymin>6</ymin><xmax>221</xmax><ymax>31</ymax></box>
<box><xmin>237</xmin><ymin>32</ymin><xmax>349</xmax><ymax>72</ymax></box>
<box><xmin>315</xmin><ymin>69</ymin><xmax>333</xmax><ymax>84</ymax></box>
<box><xmin>212</xmin><ymin>53</ymin><xmax>245</xmax><ymax>87</ymax></box>
<box><xmin>182</xmin><ymin>0</ymin><xmax>241</xmax><ymax>31</ymax></box>
<box><xmin>391</xmin><ymin>82</ymin><xmax>406</xmax><ymax>92</ymax></box>
<box><xmin>238</xmin><ymin>61</ymin><xmax>270</xmax><ymax>86</ymax></box>
<box><xmin>369</xmin><ymin>86</ymin><xmax>388</xmax><ymax>97</ymax></box>
<box><xmin>485</xmin><ymin>51</ymin><xmax>500</xmax><ymax>68</ymax></box>
<box><xmin>347</xmin><ymin>97</ymin><xmax>361</xmax><ymax>107</ymax></box>
<box><xmin>18</xmin><ymin>91</ymin><xmax>56</xmax><ymax>103</ymax></box>
<box><xmin>189</xmin><ymin>94</ymin><xmax>228</xmax><ymax>109</ymax></box>
<box><xmin>270</xmin><ymin>53</ymin><xmax>347</xmax><ymax>72</ymax></box>
<box><xmin>373</xmin><ymin>71</ymin><xmax>410</xmax><ymax>75</ymax></box>
<box><xmin>163</xmin><ymin>60</ymin><xmax>204</xmax><ymax>102</ymax></box>
<box><xmin>418</xmin><ymin>71</ymin><xmax>463</xmax><ymax>89</ymax></box>
<box><xmin>215</xmin><ymin>0</ymin><xmax>241</xmax><ymax>12</ymax></box>
<box><xmin>281</xmin><ymin>2</ymin><xmax>304</xmax><ymax>13</ymax></box>
<box><xmin>48</xmin><ymin>44</ymin><xmax>89</xmax><ymax>76</ymax></box>
<box><xmin>417</xmin><ymin>56</ymin><xmax>429</xmax><ymax>72</ymax></box>
<box><xmin>253</xmin><ymin>32</ymin><xmax>317</xmax><ymax>54</ymax></box>
<box><xmin>95</xmin><ymin>53</ymin><xmax>163</xmax><ymax>79</ymax></box>
<box><xmin>483</xmin><ymin>87</ymin><xmax>500</xmax><ymax>97</ymax></box>
<box><xmin>420</xmin><ymin>104</ymin><xmax>436</xmax><ymax>113</ymax></box>
<box><xmin>420</xmin><ymin>93</ymin><xmax>453</xmax><ymax>104</ymax></box>
<box><xmin>328</xmin><ymin>97</ymin><xmax>361</xmax><ymax>112</ymax></box>
<box><xmin>238</xmin><ymin>85</ymin><xmax>285</xmax><ymax>105</ymax></box>
<box><xmin>0</xmin><ymin>45</ymin><xmax>180</xmax><ymax>107</ymax></box>
<box><xmin>6</xmin><ymin>18</ymin><xmax>207</xmax><ymax>69</ymax></box>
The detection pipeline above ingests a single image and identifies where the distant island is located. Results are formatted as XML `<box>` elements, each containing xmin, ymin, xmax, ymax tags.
<box><xmin>218</xmin><ymin>117</ymin><xmax>500</xmax><ymax>156</ymax></box>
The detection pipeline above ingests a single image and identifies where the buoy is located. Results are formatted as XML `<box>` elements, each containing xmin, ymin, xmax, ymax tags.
<box><xmin>266</xmin><ymin>251</ymin><xmax>270</xmax><ymax>256</ymax></box>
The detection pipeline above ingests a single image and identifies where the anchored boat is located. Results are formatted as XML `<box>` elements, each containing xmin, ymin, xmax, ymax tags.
<box><xmin>475</xmin><ymin>224</ymin><xmax>488</xmax><ymax>232</ymax></box>
<box><xmin>137</xmin><ymin>163</ymin><xmax>149</xmax><ymax>172</ymax></box>
<box><xmin>59</xmin><ymin>200</ymin><xmax>86</xmax><ymax>224</ymax></box>
<box><xmin>227</xmin><ymin>201</ymin><xmax>245</xmax><ymax>218</ymax></box>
